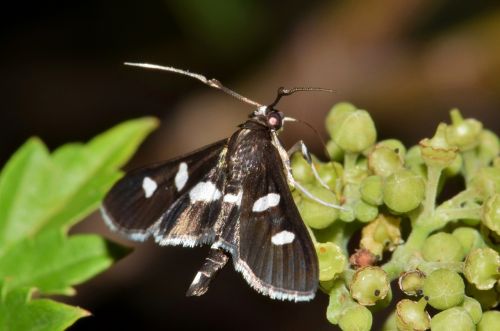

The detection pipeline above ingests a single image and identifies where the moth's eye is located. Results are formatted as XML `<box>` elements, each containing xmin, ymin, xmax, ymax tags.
<box><xmin>267</xmin><ymin>113</ymin><xmax>282</xmax><ymax>130</ymax></box>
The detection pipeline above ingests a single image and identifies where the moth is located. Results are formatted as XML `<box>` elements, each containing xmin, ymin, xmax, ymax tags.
<box><xmin>101</xmin><ymin>63</ymin><xmax>339</xmax><ymax>302</ymax></box>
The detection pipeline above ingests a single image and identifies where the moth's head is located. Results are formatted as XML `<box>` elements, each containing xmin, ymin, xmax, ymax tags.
<box><xmin>248</xmin><ymin>86</ymin><xmax>332</xmax><ymax>131</ymax></box>
<box><xmin>251</xmin><ymin>106</ymin><xmax>285</xmax><ymax>131</ymax></box>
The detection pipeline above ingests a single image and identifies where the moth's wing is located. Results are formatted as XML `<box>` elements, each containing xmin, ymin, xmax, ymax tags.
<box><xmin>217</xmin><ymin>138</ymin><xmax>319</xmax><ymax>302</ymax></box>
<box><xmin>101</xmin><ymin>139</ymin><xmax>227</xmax><ymax>243</ymax></box>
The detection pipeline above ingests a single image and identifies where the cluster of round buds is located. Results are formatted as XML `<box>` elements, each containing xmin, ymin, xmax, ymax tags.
<box><xmin>290</xmin><ymin>105</ymin><xmax>499</xmax><ymax>330</ymax></box>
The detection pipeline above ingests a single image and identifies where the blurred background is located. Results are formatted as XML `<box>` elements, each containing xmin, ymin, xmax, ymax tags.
<box><xmin>1</xmin><ymin>0</ymin><xmax>500</xmax><ymax>330</ymax></box>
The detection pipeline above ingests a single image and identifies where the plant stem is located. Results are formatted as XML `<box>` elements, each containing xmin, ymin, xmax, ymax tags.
<box><xmin>344</xmin><ymin>152</ymin><xmax>358</xmax><ymax>172</ymax></box>
<box><xmin>462</xmin><ymin>149</ymin><xmax>478</xmax><ymax>182</ymax></box>
<box><xmin>383</xmin><ymin>224</ymin><xmax>432</xmax><ymax>280</ymax></box>
<box><xmin>383</xmin><ymin>191</ymin><xmax>481</xmax><ymax>280</ymax></box>
<box><xmin>423</xmin><ymin>165</ymin><xmax>441</xmax><ymax>217</ymax></box>
<box><xmin>436</xmin><ymin>206</ymin><xmax>482</xmax><ymax>223</ymax></box>
<box><xmin>440</xmin><ymin>188</ymin><xmax>477</xmax><ymax>209</ymax></box>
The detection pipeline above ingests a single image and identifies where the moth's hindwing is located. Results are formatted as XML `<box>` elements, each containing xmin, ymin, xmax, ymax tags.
<box><xmin>101</xmin><ymin>139</ymin><xmax>227</xmax><ymax>245</ymax></box>
<box><xmin>214</xmin><ymin>128</ymin><xmax>319</xmax><ymax>302</ymax></box>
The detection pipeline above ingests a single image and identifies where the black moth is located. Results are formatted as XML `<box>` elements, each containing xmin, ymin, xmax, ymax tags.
<box><xmin>102</xmin><ymin>63</ymin><xmax>336</xmax><ymax>302</ymax></box>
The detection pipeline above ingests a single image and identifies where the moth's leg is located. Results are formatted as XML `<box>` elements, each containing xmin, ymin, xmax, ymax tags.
<box><xmin>186</xmin><ymin>247</ymin><xmax>229</xmax><ymax>297</ymax></box>
<box><xmin>287</xmin><ymin>140</ymin><xmax>330</xmax><ymax>190</ymax></box>
<box><xmin>292</xmin><ymin>179</ymin><xmax>345</xmax><ymax>210</ymax></box>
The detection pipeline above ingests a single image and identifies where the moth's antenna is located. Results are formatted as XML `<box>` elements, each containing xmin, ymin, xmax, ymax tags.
<box><xmin>269</xmin><ymin>86</ymin><xmax>333</xmax><ymax>109</ymax></box>
<box><xmin>124</xmin><ymin>62</ymin><xmax>263</xmax><ymax>108</ymax></box>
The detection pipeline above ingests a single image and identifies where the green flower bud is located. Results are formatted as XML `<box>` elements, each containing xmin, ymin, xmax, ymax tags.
<box><xmin>430</xmin><ymin>307</ymin><xmax>475</xmax><ymax>331</ymax></box>
<box><xmin>482</xmin><ymin>194</ymin><xmax>500</xmax><ymax>236</ymax></box>
<box><xmin>331</xmin><ymin>109</ymin><xmax>377</xmax><ymax>153</ymax></box>
<box><xmin>316</xmin><ymin>161</ymin><xmax>343</xmax><ymax>191</ymax></box>
<box><xmin>377</xmin><ymin>139</ymin><xmax>407</xmax><ymax>160</ymax></box>
<box><xmin>344</xmin><ymin>167</ymin><xmax>369</xmax><ymax>187</ymax></box>
<box><xmin>326</xmin><ymin>139</ymin><xmax>344</xmax><ymax>162</ymax></box>
<box><xmin>466</xmin><ymin>283</ymin><xmax>499</xmax><ymax>310</ymax></box>
<box><xmin>327</xmin><ymin>279</ymin><xmax>354</xmax><ymax>324</ymax></box>
<box><xmin>461</xmin><ymin>296</ymin><xmax>482</xmax><ymax>324</ymax></box>
<box><xmin>326</xmin><ymin>102</ymin><xmax>357</xmax><ymax>139</ymax></box>
<box><xmin>357</xmin><ymin>157</ymin><xmax>369</xmax><ymax>171</ymax></box>
<box><xmin>495</xmin><ymin>156</ymin><xmax>500</xmax><ymax>168</ymax></box>
<box><xmin>469</xmin><ymin>167</ymin><xmax>500</xmax><ymax>200</ymax></box>
<box><xmin>339</xmin><ymin>205</ymin><xmax>356</xmax><ymax>223</ymax></box>
<box><xmin>396</xmin><ymin>298</ymin><xmax>431</xmax><ymax>331</ymax></box>
<box><xmin>452</xmin><ymin>227</ymin><xmax>485</xmax><ymax>255</ymax></box>
<box><xmin>350</xmin><ymin>267</ymin><xmax>389</xmax><ymax>306</ymax></box>
<box><xmin>368</xmin><ymin>146</ymin><xmax>404</xmax><ymax>177</ymax></box>
<box><xmin>360</xmin><ymin>214</ymin><xmax>402</xmax><ymax>257</ymax></box>
<box><xmin>405</xmin><ymin>145</ymin><xmax>427</xmax><ymax>179</ymax></box>
<box><xmin>420</xmin><ymin>123</ymin><xmax>458</xmax><ymax>168</ymax></box>
<box><xmin>446</xmin><ymin>108</ymin><xmax>483</xmax><ymax>151</ymax></box>
<box><xmin>291</xmin><ymin>153</ymin><xmax>314</xmax><ymax>183</ymax></box>
<box><xmin>354</xmin><ymin>200</ymin><xmax>378</xmax><ymax>223</ymax></box>
<box><xmin>464</xmin><ymin>247</ymin><xmax>500</xmax><ymax>290</ymax></box>
<box><xmin>478</xmin><ymin>129</ymin><xmax>500</xmax><ymax>166</ymax></box>
<box><xmin>320</xmin><ymin>279</ymin><xmax>336</xmax><ymax>293</ymax></box>
<box><xmin>315</xmin><ymin>242</ymin><xmax>347</xmax><ymax>281</ymax></box>
<box><xmin>444</xmin><ymin>153</ymin><xmax>463</xmax><ymax>178</ymax></box>
<box><xmin>382</xmin><ymin>312</ymin><xmax>397</xmax><ymax>331</ymax></box>
<box><xmin>423</xmin><ymin>269</ymin><xmax>465</xmax><ymax>310</ymax></box>
<box><xmin>360</xmin><ymin>175</ymin><xmax>384</xmax><ymax>206</ymax></box>
<box><xmin>338</xmin><ymin>304</ymin><xmax>373</xmax><ymax>331</ymax></box>
<box><xmin>369</xmin><ymin>286</ymin><xmax>392</xmax><ymax>312</ymax></box>
<box><xmin>298</xmin><ymin>184</ymin><xmax>339</xmax><ymax>229</ymax></box>
<box><xmin>477</xmin><ymin>311</ymin><xmax>500</xmax><ymax>331</ymax></box>
<box><xmin>422</xmin><ymin>232</ymin><xmax>466</xmax><ymax>263</ymax></box>
<box><xmin>406</xmin><ymin>145</ymin><xmax>423</xmax><ymax>166</ymax></box>
<box><xmin>383</xmin><ymin>169</ymin><xmax>425</xmax><ymax>213</ymax></box>
<box><xmin>292</xmin><ymin>188</ymin><xmax>302</xmax><ymax>204</ymax></box>
<box><xmin>399</xmin><ymin>270</ymin><xmax>426</xmax><ymax>296</ymax></box>
<box><xmin>479</xmin><ymin>226</ymin><xmax>500</xmax><ymax>253</ymax></box>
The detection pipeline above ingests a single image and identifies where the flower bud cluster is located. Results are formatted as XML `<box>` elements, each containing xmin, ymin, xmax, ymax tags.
<box><xmin>290</xmin><ymin>105</ymin><xmax>499</xmax><ymax>330</ymax></box>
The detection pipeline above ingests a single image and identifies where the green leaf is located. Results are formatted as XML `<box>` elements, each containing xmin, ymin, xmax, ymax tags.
<box><xmin>0</xmin><ymin>287</ymin><xmax>89</xmax><ymax>331</ymax></box>
<box><xmin>0</xmin><ymin>117</ymin><xmax>158</xmax><ymax>329</ymax></box>
<box><xmin>0</xmin><ymin>117</ymin><xmax>159</xmax><ymax>249</ymax></box>
<box><xmin>0</xmin><ymin>230</ymin><xmax>129</xmax><ymax>295</ymax></box>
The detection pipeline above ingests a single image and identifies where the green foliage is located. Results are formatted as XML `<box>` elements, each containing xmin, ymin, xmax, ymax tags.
<box><xmin>291</xmin><ymin>106</ymin><xmax>500</xmax><ymax>330</ymax></box>
<box><xmin>0</xmin><ymin>117</ymin><xmax>158</xmax><ymax>330</ymax></box>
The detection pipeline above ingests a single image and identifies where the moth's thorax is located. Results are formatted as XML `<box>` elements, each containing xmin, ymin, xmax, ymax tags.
<box><xmin>227</xmin><ymin>128</ymin><xmax>271</xmax><ymax>177</ymax></box>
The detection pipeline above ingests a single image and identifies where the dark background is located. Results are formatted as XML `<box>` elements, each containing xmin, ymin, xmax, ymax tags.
<box><xmin>1</xmin><ymin>1</ymin><xmax>500</xmax><ymax>330</ymax></box>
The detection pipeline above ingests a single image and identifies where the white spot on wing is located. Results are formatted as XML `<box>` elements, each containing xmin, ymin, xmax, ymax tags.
<box><xmin>271</xmin><ymin>230</ymin><xmax>295</xmax><ymax>245</ymax></box>
<box><xmin>252</xmin><ymin>193</ymin><xmax>280</xmax><ymax>212</ymax></box>
<box><xmin>223</xmin><ymin>191</ymin><xmax>243</xmax><ymax>206</ymax></box>
<box><xmin>189</xmin><ymin>181</ymin><xmax>222</xmax><ymax>202</ymax></box>
<box><xmin>142</xmin><ymin>176</ymin><xmax>157</xmax><ymax>198</ymax></box>
<box><xmin>175</xmin><ymin>162</ymin><xmax>189</xmax><ymax>191</ymax></box>
<box><xmin>192</xmin><ymin>272</ymin><xmax>202</xmax><ymax>285</ymax></box>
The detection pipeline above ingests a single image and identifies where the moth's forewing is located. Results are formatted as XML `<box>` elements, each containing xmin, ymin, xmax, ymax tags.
<box><xmin>102</xmin><ymin>139</ymin><xmax>227</xmax><ymax>243</ymax></box>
